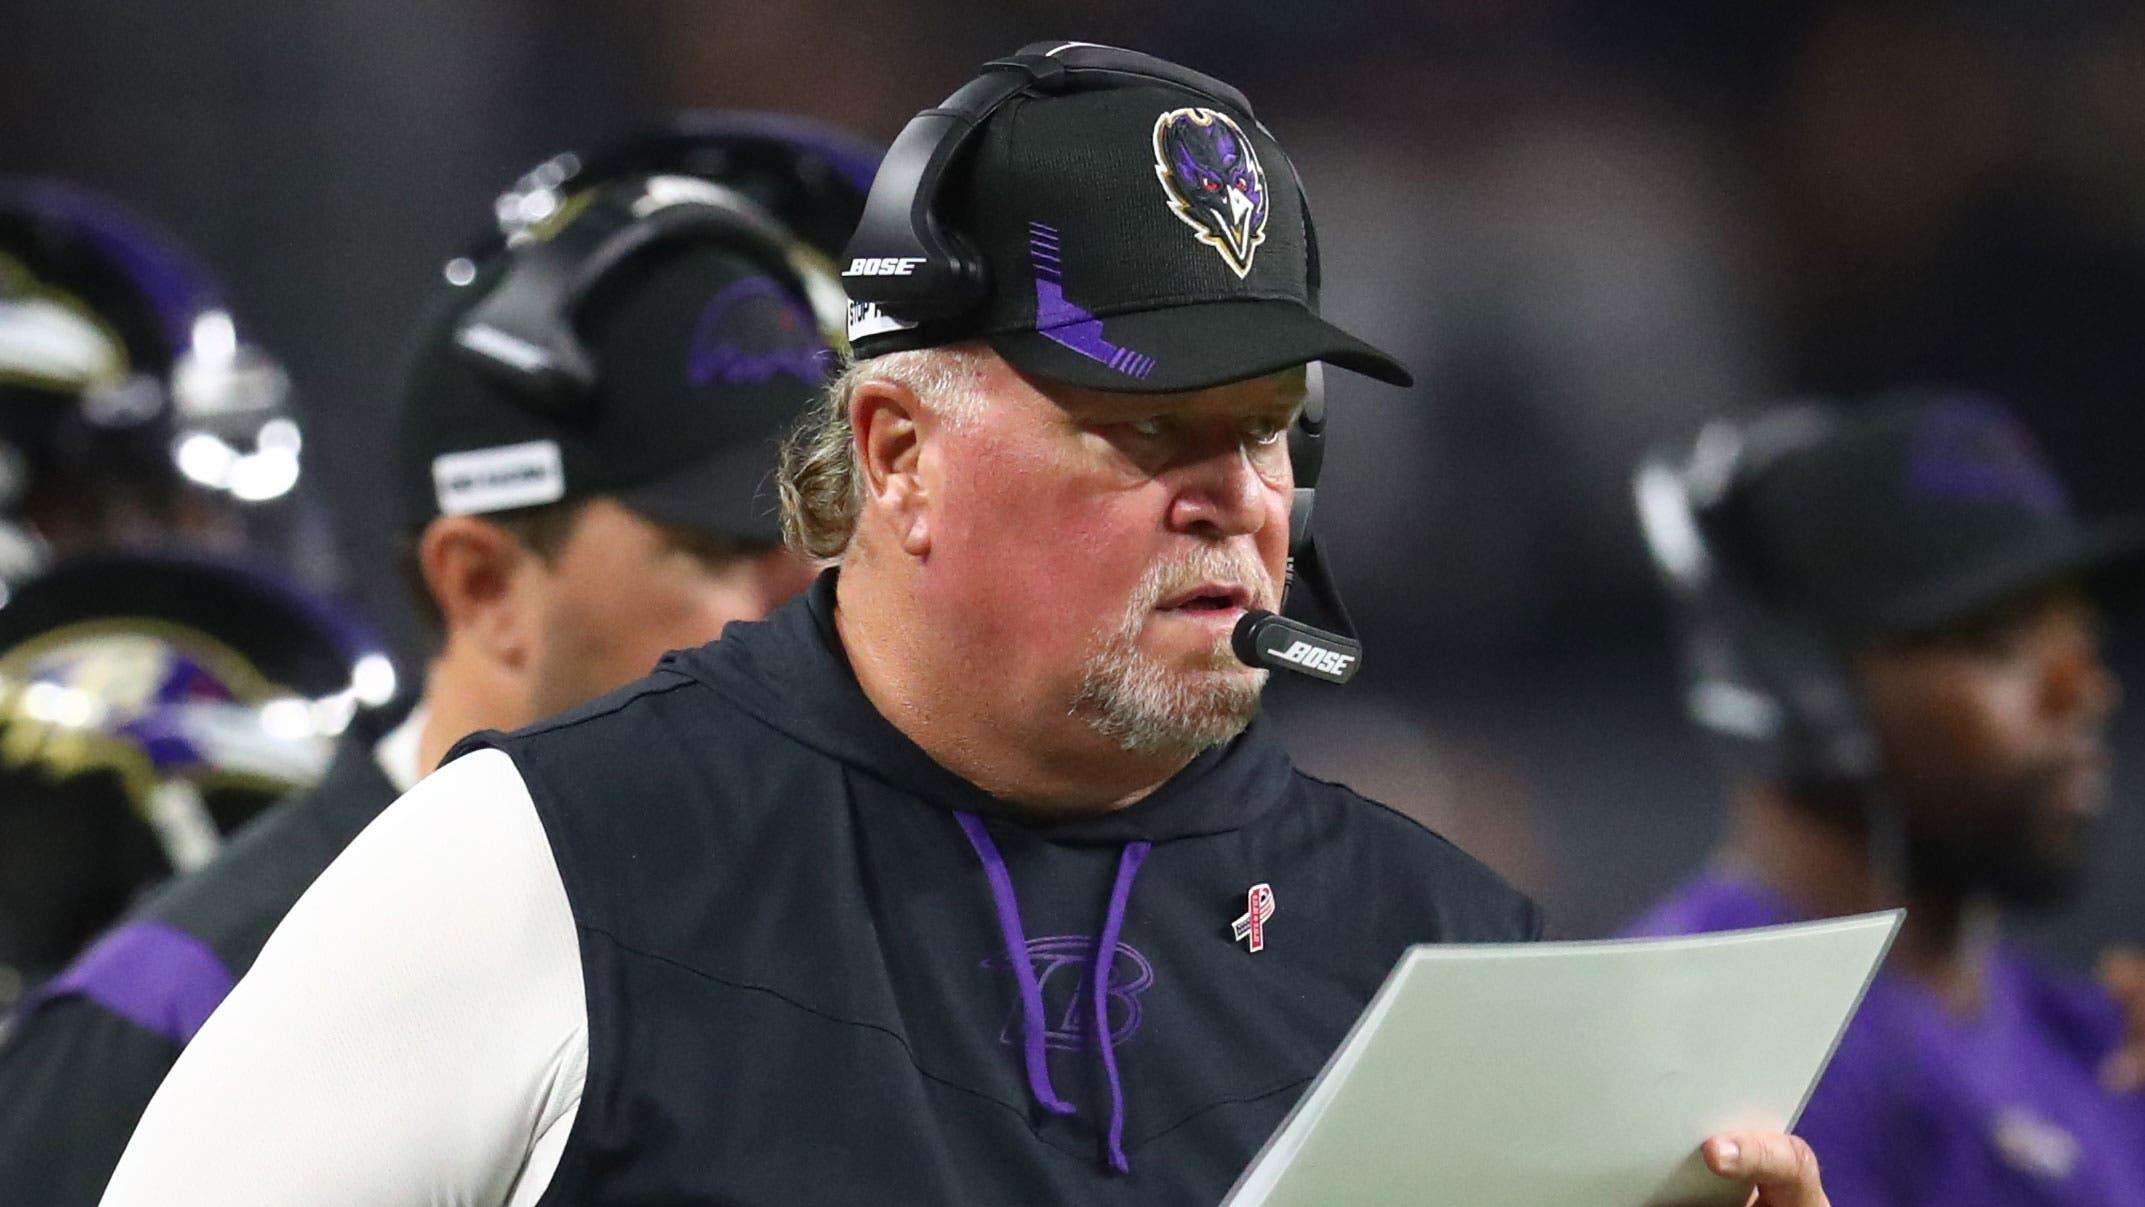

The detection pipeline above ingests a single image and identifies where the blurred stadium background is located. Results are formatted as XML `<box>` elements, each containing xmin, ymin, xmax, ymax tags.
<box><xmin>6</xmin><ymin>0</ymin><xmax>2141</xmax><ymax>956</ymax></box>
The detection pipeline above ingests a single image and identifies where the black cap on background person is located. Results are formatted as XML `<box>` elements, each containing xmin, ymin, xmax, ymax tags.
<box><xmin>1695</xmin><ymin>391</ymin><xmax>2144</xmax><ymax>643</ymax></box>
<box><xmin>395</xmin><ymin>240</ymin><xmax>828</xmax><ymax>549</ymax></box>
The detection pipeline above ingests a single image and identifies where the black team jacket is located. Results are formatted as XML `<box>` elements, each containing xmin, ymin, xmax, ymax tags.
<box><xmin>460</xmin><ymin>574</ymin><xmax>1541</xmax><ymax>1204</ymax></box>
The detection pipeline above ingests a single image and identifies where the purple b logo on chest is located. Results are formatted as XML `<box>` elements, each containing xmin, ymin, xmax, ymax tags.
<box><xmin>686</xmin><ymin>276</ymin><xmax>827</xmax><ymax>388</ymax></box>
<box><xmin>985</xmin><ymin>934</ymin><xmax>1155</xmax><ymax>1051</ymax></box>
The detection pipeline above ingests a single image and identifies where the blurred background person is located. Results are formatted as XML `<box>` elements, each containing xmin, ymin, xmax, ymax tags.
<box><xmin>1627</xmin><ymin>391</ymin><xmax>2145</xmax><ymax>1205</ymax></box>
<box><xmin>0</xmin><ymin>113</ymin><xmax>876</xmax><ymax>1205</ymax></box>
<box><xmin>0</xmin><ymin>181</ymin><xmax>391</xmax><ymax>1012</ymax></box>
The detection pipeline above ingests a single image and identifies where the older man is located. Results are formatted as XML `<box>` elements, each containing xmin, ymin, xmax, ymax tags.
<box><xmin>101</xmin><ymin>46</ymin><xmax>1827</xmax><ymax>1204</ymax></box>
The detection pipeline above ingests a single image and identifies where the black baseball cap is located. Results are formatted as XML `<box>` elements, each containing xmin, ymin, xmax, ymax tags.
<box><xmin>394</xmin><ymin>242</ymin><xmax>831</xmax><ymax>545</ymax></box>
<box><xmin>1733</xmin><ymin>391</ymin><xmax>2145</xmax><ymax>639</ymax></box>
<box><xmin>848</xmin><ymin>74</ymin><xmax>1412</xmax><ymax>394</ymax></box>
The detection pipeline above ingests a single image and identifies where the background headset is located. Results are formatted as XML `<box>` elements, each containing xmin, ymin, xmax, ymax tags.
<box><xmin>450</xmin><ymin>114</ymin><xmax>875</xmax><ymax>414</ymax></box>
<box><xmin>842</xmin><ymin>41</ymin><xmax>1361</xmax><ymax>683</ymax></box>
<box><xmin>1633</xmin><ymin>402</ymin><xmax>1881</xmax><ymax>786</ymax></box>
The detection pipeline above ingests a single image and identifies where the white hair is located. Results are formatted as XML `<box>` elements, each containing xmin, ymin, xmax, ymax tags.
<box><xmin>776</xmin><ymin>345</ymin><xmax>988</xmax><ymax>559</ymax></box>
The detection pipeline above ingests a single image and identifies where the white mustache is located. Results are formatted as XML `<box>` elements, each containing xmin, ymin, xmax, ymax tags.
<box><xmin>1133</xmin><ymin>545</ymin><xmax>1279</xmax><ymax>615</ymax></box>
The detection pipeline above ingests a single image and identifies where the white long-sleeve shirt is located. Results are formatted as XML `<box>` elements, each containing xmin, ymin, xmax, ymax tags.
<box><xmin>100</xmin><ymin>749</ymin><xmax>587</xmax><ymax>1206</ymax></box>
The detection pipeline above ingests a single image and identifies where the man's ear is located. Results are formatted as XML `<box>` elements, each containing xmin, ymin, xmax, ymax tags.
<box><xmin>851</xmin><ymin>378</ymin><xmax>933</xmax><ymax>556</ymax></box>
<box><xmin>417</xmin><ymin>516</ymin><xmax>540</xmax><ymax>671</ymax></box>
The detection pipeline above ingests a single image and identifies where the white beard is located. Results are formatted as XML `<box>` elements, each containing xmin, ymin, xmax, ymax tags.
<box><xmin>1071</xmin><ymin>545</ymin><xmax>1275</xmax><ymax>756</ymax></box>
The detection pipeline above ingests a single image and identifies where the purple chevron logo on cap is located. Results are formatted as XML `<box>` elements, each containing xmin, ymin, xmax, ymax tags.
<box><xmin>1027</xmin><ymin>222</ymin><xmax>1156</xmax><ymax>379</ymax></box>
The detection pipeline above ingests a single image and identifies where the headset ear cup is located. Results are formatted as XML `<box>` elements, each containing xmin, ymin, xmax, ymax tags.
<box><xmin>839</xmin><ymin>79</ymin><xmax>1030</xmax><ymax>327</ymax></box>
<box><xmin>1684</xmin><ymin>588</ymin><xmax>1873</xmax><ymax>783</ymax></box>
<box><xmin>1638</xmin><ymin>410</ymin><xmax>1881</xmax><ymax>787</ymax></box>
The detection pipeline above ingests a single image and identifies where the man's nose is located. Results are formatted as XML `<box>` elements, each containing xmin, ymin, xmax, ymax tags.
<box><xmin>2045</xmin><ymin>627</ymin><xmax>2121</xmax><ymax>729</ymax></box>
<box><xmin>1166</xmin><ymin>441</ymin><xmax>1269</xmax><ymax>541</ymax></box>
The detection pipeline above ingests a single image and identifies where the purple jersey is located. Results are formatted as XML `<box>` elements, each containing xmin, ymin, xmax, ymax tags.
<box><xmin>1629</xmin><ymin>874</ymin><xmax>2145</xmax><ymax>1206</ymax></box>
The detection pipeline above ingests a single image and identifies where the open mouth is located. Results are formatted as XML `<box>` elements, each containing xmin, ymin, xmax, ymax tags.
<box><xmin>1157</xmin><ymin>583</ymin><xmax>1253</xmax><ymax>614</ymax></box>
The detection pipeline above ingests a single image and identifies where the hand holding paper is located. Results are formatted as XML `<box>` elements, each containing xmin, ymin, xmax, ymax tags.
<box><xmin>1702</xmin><ymin>1132</ymin><xmax>1826</xmax><ymax>1207</ymax></box>
<box><xmin>1225</xmin><ymin>912</ymin><xmax>1898</xmax><ymax>1206</ymax></box>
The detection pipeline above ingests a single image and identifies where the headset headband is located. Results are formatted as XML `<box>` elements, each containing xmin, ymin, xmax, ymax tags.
<box><xmin>453</xmin><ymin>174</ymin><xmax>842</xmax><ymax>413</ymax></box>
<box><xmin>1635</xmin><ymin>405</ymin><xmax>1878</xmax><ymax>782</ymax></box>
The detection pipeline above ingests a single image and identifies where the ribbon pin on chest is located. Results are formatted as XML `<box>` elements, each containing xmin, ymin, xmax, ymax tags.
<box><xmin>1232</xmin><ymin>883</ymin><xmax>1276</xmax><ymax>952</ymax></box>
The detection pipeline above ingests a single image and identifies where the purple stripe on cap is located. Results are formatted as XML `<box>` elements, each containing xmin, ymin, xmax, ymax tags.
<box><xmin>1027</xmin><ymin>222</ymin><xmax>1156</xmax><ymax>381</ymax></box>
<box><xmin>1907</xmin><ymin>395</ymin><xmax>2068</xmax><ymax>516</ymax></box>
<box><xmin>22</xmin><ymin>919</ymin><xmax>236</xmax><ymax>1046</ymax></box>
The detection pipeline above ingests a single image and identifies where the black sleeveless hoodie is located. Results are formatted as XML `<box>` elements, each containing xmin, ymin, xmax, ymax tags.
<box><xmin>457</xmin><ymin>573</ymin><xmax>1539</xmax><ymax>1204</ymax></box>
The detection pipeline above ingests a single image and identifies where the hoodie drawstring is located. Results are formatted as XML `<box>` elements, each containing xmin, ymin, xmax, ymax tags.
<box><xmin>1091</xmin><ymin>840</ymin><xmax>1151</xmax><ymax>1173</ymax></box>
<box><xmin>955</xmin><ymin>811</ymin><xmax>1075</xmax><ymax>1117</ymax></box>
<box><xmin>954</xmin><ymin>811</ymin><xmax>1153</xmax><ymax>1175</ymax></box>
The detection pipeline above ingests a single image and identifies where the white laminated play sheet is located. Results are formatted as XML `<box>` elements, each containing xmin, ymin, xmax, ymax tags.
<box><xmin>1225</xmin><ymin>911</ymin><xmax>1901</xmax><ymax>1207</ymax></box>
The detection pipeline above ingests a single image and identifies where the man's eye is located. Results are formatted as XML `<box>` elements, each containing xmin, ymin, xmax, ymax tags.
<box><xmin>1127</xmin><ymin>416</ymin><xmax>1169</xmax><ymax>438</ymax></box>
<box><xmin>1244</xmin><ymin>417</ymin><xmax>1288</xmax><ymax>445</ymax></box>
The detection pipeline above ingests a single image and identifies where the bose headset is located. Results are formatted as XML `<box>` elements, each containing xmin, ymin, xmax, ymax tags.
<box><xmin>841</xmin><ymin>41</ymin><xmax>1364</xmax><ymax>684</ymax></box>
<box><xmin>450</xmin><ymin>114</ymin><xmax>873</xmax><ymax>414</ymax></box>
